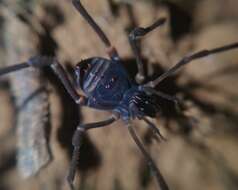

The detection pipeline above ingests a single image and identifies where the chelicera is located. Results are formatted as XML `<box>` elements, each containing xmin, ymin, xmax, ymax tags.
<box><xmin>0</xmin><ymin>1</ymin><xmax>238</xmax><ymax>190</ymax></box>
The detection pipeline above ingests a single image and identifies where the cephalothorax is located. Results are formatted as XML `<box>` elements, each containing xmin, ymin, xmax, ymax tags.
<box><xmin>1</xmin><ymin>1</ymin><xmax>238</xmax><ymax>190</ymax></box>
<box><xmin>74</xmin><ymin>56</ymin><xmax>160</xmax><ymax>120</ymax></box>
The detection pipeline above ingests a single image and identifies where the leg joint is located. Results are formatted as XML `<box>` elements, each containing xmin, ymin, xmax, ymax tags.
<box><xmin>72</xmin><ymin>127</ymin><xmax>85</xmax><ymax>147</ymax></box>
<box><xmin>27</xmin><ymin>56</ymin><xmax>55</xmax><ymax>68</ymax></box>
<box><xmin>129</xmin><ymin>27</ymin><xmax>146</xmax><ymax>40</ymax></box>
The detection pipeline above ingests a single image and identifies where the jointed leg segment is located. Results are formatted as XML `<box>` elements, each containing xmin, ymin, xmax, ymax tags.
<box><xmin>126</xmin><ymin>123</ymin><xmax>169</xmax><ymax>190</ymax></box>
<box><xmin>72</xmin><ymin>0</ymin><xmax>119</xmax><ymax>60</ymax></box>
<box><xmin>0</xmin><ymin>62</ymin><xmax>29</xmax><ymax>75</ymax></box>
<box><xmin>142</xmin><ymin>117</ymin><xmax>166</xmax><ymax>141</ymax></box>
<box><xmin>29</xmin><ymin>56</ymin><xmax>87</xmax><ymax>105</ymax></box>
<box><xmin>129</xmin><ymin>18</ymin><xmax>166</xmax><ymax>83</ymax></box>
<box><xmin>145</xmin><ymin>42</ymin><xmax>238</xmax><ymax>88</ymax></box>
<box><xmin>142</xmin><ymin>86</ymin><xmax>179</xmax><ymax>105</ymax></box>
<box><xmin>67</xmin><ymin>115</ymin><xmax>119</xmax><ymax>190</ymax></box>
<box><xmin>0</xmin><ymin>56</ymin><xmax>86</xmax><ymax>105</ymax></box>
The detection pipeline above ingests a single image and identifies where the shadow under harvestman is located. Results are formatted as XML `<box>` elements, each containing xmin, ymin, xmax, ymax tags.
<box><xmin>1</xmin><ymin>0</ymin><xmax>238</xmax><ymax>189</ymax></box>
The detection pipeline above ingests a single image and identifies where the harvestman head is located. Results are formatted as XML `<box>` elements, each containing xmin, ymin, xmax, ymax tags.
<box><xmin>0</xmin><ymin>0</ymin><xmax>238</xmax><ymax>190</ymax></box>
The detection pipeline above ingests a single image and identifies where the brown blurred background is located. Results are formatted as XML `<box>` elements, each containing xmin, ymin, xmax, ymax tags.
<box><xmin>0</xmin><ymin>0</ymin><xmax>238</xmax><ymax>190</ymax></box>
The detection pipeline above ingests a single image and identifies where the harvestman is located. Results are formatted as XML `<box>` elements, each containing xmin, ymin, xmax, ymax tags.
<box><xmin>0</xmin><ymin>0</ymin><xmax>238</xmax><ymax>189</ymax></box>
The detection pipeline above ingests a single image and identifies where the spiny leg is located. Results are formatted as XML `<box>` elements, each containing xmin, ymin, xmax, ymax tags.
<box><xmin>142</xmin><ymin>86</ymin><xmax>181</xmax><ymax>111</ymax></box>
<box><xmin>72</xmin><ymin>0</ymin><xmax>119</xmax><ymax>60</ymax></box>
<box><xmin>67</xmin><ymin>114</ymin><xmax>119</xmax><ymax>190</ymax></box>
<box><xmin>142</xmin><ymin>117</ymin><xmax>166</xmax><ymax>141</ymax></box>
<box><xmin>145</xmin><ymin>42</ymin><xmax>238</xmax><ymax>88</ymax></box>
<box><xmin>142</xmin><ymin>86</ymin><xmax>179</xmax><ymax>104</ymax></box>
<box><xmin>129</xmin><ymin>18</ymin><xmax>166</xmax><ymax>83</ymax></box>
<box><xmin>142</xmin><ymin>88</ymin><xmax>195</xmax><ymax>132</ymax></box>
<box><xmin>126</xmin><ymin>123</ymin><xmax>169</xmax><ymax>190</ymax></box>
<box><xmin>0</xmin><ymin>56</ymin><xmax>86</xmax><ymax>105</ymax></box>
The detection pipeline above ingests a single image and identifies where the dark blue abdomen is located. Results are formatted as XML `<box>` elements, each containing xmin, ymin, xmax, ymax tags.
<box><xmin>76</xmin><ymin>57</ymin><xmax>133</xmax><ymax>110</ymax></box>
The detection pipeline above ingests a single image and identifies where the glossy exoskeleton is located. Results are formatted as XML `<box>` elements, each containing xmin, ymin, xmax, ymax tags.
<box><xmin>75</xmin><ymin>57</ymin><xmax>159</xmax><ymax>120</ymax></box>
<box><xmin>1</xmin><ymin>1</ymin><xmax>238</xmax><ymax>190</ymax></box>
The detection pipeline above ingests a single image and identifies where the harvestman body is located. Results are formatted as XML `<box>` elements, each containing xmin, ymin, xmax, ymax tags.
<box><xmin>0</xmin><ymin>1</ymin><xmax>238</xmax><ymax>190</ymax></box>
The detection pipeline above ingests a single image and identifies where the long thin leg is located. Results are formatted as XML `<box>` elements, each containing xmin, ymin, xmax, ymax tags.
<box><xmin>0</xmin><ymin>56</ymin><xmax>86</xmax><ymax>105</ymax></box>
<box><xmin>0</xmin><ymin>62</ymin><xmax>29</xmax><ymax>75</ymax></box>
<box><xmin>126</xmin><ymin>123</ymin><xmax>169</xmax><ymax>190</ymax></box>
<box><xmin>129</xmin><ymin>18</ymin><xmax>166</xmax><ymax>83</ymax></box>
<box><xmin>145</xmin><ymin>42</ymin><xmax>238</xmax><ymax>88</ymax></box>
<box><xmin>67</xmin><ymin>114</ymin><xmax>119</xmax><ymax>190</ymax></box>
<box><xmin>141</xmin><ymin>86</ymin><xmax>181</xmax><ymax>112</ymax></box>
<box><xmin>142</xmin><ymin>86</ymin><xmax>179</xmax><ymax>105</ymax></box>
<box><xmin>72</xmin><ymin>0</ymin><xmax>119</xmax><ymax>59</ymax></box>
<box><xmin>142</xmin><ymin>117</ymin><xmax>166</xmax><ymax>141</ymax></box>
